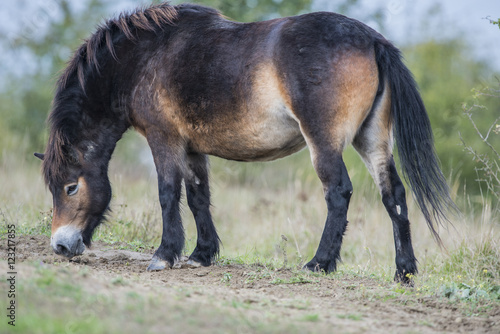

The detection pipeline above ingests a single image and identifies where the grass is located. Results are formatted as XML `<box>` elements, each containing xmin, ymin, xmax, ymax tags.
<box><xmin>301</xmin><ymin>314</ymin><xmax>320</xmax><ymax>322</ymax></box>
<box><xmin>337</xmin><ymin>314</ymin><xmax>363</xmax><ymax>321</ymax></box>
<box><xmin>1</xmin><ymin>138</ymin><xmax>499</xmax><ymax>332</ymax></box>
<box><xmin>0</xmin><ymin>263</ymin><xmax>308</xmax><ymax>334</ymax></box>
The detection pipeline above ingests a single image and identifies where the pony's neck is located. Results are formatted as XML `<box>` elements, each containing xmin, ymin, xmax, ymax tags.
<box><xmin>54</xmin><ymin>89</ymin><xmax>131</xmax><ymax>172</ymax></box>
<box><xmin>77</xmin><ymin>112</ymin><xmax>130</xmax><ymax>169</ymax></box>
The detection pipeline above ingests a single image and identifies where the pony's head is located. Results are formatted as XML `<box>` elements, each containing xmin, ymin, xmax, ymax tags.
<box><xmin>34</xmin><ymin>62</ymin><xmax>118</xmax><ymax>258</ymax></box>
<box><xmin>35</xmin><ymin>138</ymin><xmax>112</xmax><ymax>258</ymax></box>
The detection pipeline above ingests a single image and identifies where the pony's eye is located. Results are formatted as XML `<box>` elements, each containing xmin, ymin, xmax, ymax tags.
<box><xmin>65</xmin><ymin>183</ymin><xmax>79</xmax><ymax>196</ymax></box>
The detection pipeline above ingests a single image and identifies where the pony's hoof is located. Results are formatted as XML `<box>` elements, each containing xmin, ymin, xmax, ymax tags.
<box><xmin>303</xmin><ymin>263</ymin><xmax>320</xmax><ymax>272</ymax></box>
<box><xmin>303</xmin><ymin>260</ymin><xmax>325</xmax><ymax>273</ymax></box>
<box><xmin>172</xmin><ymin>256</ymin><xmax>190</xmax><ymax>269</ymax></box>
<box><xmin>185</xmin><ymin>259</ymin><xmax>202</xmax><ymax>268</ymax></box>
<box><xmin>394</xmin><ymin>272</ymin><xmax>415</xmax><ymax>287</ymax></box>
<box><xmin>147</xmin><ymin>256</ymin><xmax>169</xmax><ymax>271</ymax></box>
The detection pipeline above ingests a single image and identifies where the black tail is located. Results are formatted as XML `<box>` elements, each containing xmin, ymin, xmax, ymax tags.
<box><xmin>374</xmin><ymin>38</ymin><xmax>457</xmax><ymax>243</ymax></box>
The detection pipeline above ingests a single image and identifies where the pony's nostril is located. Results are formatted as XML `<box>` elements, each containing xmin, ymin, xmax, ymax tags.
<box><xmin>55</xmin><ymin>243</ymin><xmax>69</xmax><ymax>256</ymax></box>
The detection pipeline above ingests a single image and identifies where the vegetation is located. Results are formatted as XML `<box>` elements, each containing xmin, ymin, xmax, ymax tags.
<box><xmin>403</xmin><ymin>39</ymin><xmax>499</xmax><ymax>197</ymax></box>
<box><xmin>190</xmin><ymin>0</ymin><xmax>313</xmax><ymax>22</ymax></box>
<box><xmin>460</xmin><ymin>87</ymin><xmax>500</xmax><ymax>204</ymax></box>
<box><xmin>1</xmin><ymin>1</ymin><xmax>498</xmax><ymax>197</ymax></box>
<box><xmin>0</xmin><ymin>2</ymin><xmax>498</xmax><ymax>333</ymax></box>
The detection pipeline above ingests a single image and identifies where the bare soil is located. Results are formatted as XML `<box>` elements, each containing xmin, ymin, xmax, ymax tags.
<box><xmin>2</xmin><ymin>235</ymin><xmax>499</xmax><ymax>333</ymax></box>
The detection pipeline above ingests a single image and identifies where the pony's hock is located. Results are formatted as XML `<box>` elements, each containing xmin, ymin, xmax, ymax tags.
<box><xmin>35</xmin><ymin>3</ymin><xmax>456</xmax><ymax>284</ymax></box>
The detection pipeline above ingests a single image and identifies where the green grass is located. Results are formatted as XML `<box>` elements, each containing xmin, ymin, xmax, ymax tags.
<box><xmin>0</xmin><ymin>209</ymin><xmax>52</xmax><ymax>238</ymax></box>
<box><xmin>301</xmin><ymin>314</ymin><xmax>320</xmax><ymax>322</ymax></box>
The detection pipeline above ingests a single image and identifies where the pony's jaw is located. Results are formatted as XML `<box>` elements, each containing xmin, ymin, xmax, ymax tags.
<box><xmin>50</xmin><ymin>225</ymin><xmax>85</xmax><ymax>258</ymax></box>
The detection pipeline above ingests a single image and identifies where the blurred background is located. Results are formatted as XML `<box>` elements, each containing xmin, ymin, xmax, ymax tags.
<box><xmin>0</xmin><ymin>0</ymin><xmax>498</xmax><ymax>263</ymax></box>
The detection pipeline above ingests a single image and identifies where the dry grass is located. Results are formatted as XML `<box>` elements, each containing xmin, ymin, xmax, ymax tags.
<box><xmin>1</xmin><ymin>134</ymin><xmax>499</xmax><ymax>305</ymax></box>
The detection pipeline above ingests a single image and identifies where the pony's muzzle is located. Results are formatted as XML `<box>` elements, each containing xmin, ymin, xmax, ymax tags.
<box><xmin>50</xmin><ymin>225</ymin><xmax>85</xmax><ymax>258</ymax></box>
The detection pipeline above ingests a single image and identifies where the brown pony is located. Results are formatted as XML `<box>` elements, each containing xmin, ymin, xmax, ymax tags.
<box><xmin>35</xmin><ymin>3</ymin><xmax>455</xmax><ymax>284</ymax></box>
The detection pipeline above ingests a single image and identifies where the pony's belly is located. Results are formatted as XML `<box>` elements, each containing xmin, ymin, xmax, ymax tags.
<box><xmin>188</xmin><ymin>109</ymin><xmax>306</xmax><ymax>162</ymax></box>
<box><xmin>216</xmin><ymin>126</ymin><xmax>306</xmax><ymax>162</ymax></box>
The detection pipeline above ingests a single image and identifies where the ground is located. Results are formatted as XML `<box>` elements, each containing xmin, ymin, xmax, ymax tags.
<box><xmin>1</xmin><ymin>235</ymin><xmax>498</xmax><ymax>334</ymax></box>
<box><xmin>1</xmin><ymin>149</ymin><xmax>499</xmax><ymax>333</ymax></box>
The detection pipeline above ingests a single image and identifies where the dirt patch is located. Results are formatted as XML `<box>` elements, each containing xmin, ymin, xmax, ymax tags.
<box><xmin>2</xmin><ymin>235</ymin><xmax>499</xmax><ymax>333</ymax></box>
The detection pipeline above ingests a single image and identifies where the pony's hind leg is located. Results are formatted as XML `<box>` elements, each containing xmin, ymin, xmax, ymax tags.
<box><xmin>303</xmin><ymin>148</ymin><xmax>353</xmax><ymax>273</ymax></box>
<box><xmin>287</xmin><ymin>49</ymin><xmax>378</xmax><ymax>273</ymax></box>
<box><xmin>382</xmin><ymin>157</ymin><xmax>418</xmax><ymax>284</ymax></box>
<box><xmin>362</xmin><ymin>153</ymin><xmax>418</xmax><ymax>285</ymax></box>
<box><xmin>353</xmin><ymin>85</ymin><xmax>417</xmax><ymax>285</ymax></box>
<box><xmin>184</xmin><ymin>153</ymin><xmax>220</xmax><ymax>266</ymax></box>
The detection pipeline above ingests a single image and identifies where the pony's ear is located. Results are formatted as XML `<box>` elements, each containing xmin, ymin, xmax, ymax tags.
<box><xmin>34</xmin><ymin>152</ymin><xmax>45</xmax><ymax>160</ymax></box>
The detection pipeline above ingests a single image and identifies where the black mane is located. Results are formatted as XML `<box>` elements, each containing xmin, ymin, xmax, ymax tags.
<box><xmin>58</xmin><ymin>2</ymin><xmax>179</xmax><ymax>91</ymax></box>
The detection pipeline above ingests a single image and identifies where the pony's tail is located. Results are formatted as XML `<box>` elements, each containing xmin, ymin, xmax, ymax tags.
<box><xmin>374</xmin><ymin>38</ymin><xmax>458</xmax><ymax>244</ymax></box>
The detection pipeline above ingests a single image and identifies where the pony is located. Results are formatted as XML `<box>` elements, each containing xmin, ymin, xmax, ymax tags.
<box><xmin>35</xmin><ymin>2</ymin><xmax>455</xmax><ymax>284</ymax></box>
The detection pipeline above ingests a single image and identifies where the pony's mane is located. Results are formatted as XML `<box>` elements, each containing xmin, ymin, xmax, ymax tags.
<box><xmin>58</xmin><ymin>2</ymin><xmax>179</xmax><ymax>91</ymax></box>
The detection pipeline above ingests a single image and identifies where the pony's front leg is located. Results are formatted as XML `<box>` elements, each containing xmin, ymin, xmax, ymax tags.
<box><xmin>146</xmin><ymin>132</ymin><xmax>185</xmax><ymax>271</ymax></box>
<box><xmin>184</xmin><ymin>153</ymin><xmax>220</xmax><ymax>267</ymax></box>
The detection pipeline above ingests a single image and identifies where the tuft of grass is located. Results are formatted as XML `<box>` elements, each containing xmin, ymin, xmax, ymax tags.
<box><xmin>301</xmin><ymin>314</ymin><xmax>320</xmax><ymax>322</ymax></box>
<box><xmin>0</xmin><ymin>209</ymin><xmax>52</xmax><ymax>238</ymax></box>
<box><xmin>443</xmin><ymin>240</ymin><xmax>500</xmax><ymax>280</ymax></box>
<box><xmin>271</xmin><ymin>275</ymin><xmax>312</xmax><ymax>285</ymax></box>
<box><xmin>420</xmin><ymin>238</ymin><xmax>500</xmax><ymax>302</ymax></box>
<box><xmin>111</xmin><ymin>276</ymin><xmax>127</xmax><ymax>286</ymax></box>
<box><xmin>215</xmin><ymin>255</ymin><xmax>248</xmax><ymax>266</ymax></box>
<box><xmin>221</xmin><ymin>272</ymin><xmax>233</xmax><ymax>284</ymax></box>
<box><xmin>337</xmin><ymin>313</ymin><xmax>363</xmax><ymax>321</ymax></box>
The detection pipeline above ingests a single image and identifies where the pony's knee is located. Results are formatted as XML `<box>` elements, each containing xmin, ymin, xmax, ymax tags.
<box><xmin>325</xmin><ymin>179</ymin><xmax>353</xmax><ymax>210</ymax></box>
